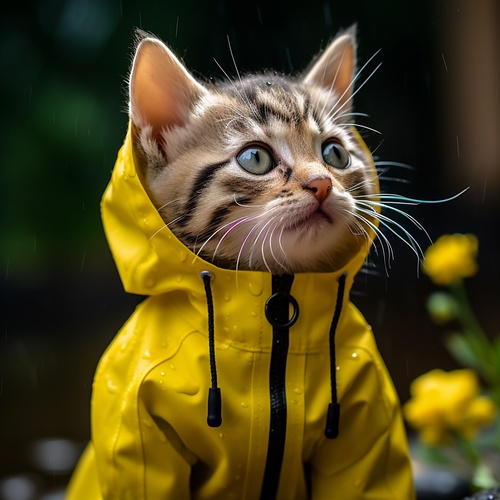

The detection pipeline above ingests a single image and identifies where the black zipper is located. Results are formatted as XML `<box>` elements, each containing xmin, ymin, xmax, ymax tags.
<box><xmin>260</xmin><ymin>274</ymin><xmax>298</xmax><ymax>499</ymax></box>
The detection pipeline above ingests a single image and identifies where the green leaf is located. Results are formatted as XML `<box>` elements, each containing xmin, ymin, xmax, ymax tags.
<box><xmin>444</xmin><ymin>333</ymin><xmax>483</xmax><ymax>372</ymax></box>
<box><xmin>414</xmin><ymin>443</ymin><xmax>452</xmax><ymax>466</ymax></box>
<box><xmin>471</xmin><ymin>462</ymin><xmax>498</xmax><ymax>490</ymax></box>
<box><xmin>492</xmin><ymin>336</ymin><xmax>500</xmax><ymax>369</ymax></box>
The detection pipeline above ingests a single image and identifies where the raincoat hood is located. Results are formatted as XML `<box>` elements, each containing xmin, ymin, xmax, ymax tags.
<box><xmin>103</xmin><ymin>124</ymin><xmax>375</xmax><ymax>339</ymax></box>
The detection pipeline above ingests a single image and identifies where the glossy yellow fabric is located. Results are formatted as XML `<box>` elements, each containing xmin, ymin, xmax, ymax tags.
<box><xmin>67</xmin><ymin>124</ymin><xmax>415</xmax><ymax>499</ymax></box>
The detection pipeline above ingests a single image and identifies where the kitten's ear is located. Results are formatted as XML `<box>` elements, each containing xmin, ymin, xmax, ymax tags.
<box><xmin>129</xmin><ymin>35</ymin><xmax>207</xmax><ymax>138</ymax></box>
<box><xmin>302</xmin><ymin>26</ymin><xmax>357</xmax><ymax>108</ymax></box>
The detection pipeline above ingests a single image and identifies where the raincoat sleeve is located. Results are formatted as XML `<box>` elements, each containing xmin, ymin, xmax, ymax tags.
<box><xmin>66</xmin><ymin>310</ymin><xmax>195</xmax><ymax>500</ymax></box>
<box><xmin>66</xmin><ymin>399</ymin><xmax>193</xmax><ymax>500</ymax></box>
<box><xmin>309</xmin><ymin>324</ymin><xmax>415</xmax><ymax>499</ymax></box>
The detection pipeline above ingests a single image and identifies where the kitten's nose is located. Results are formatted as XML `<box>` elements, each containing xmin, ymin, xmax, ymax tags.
<box><xmin>305</xmin><ymin>178</ymin><xmax>332</xmax><ymax>204</ymax></box>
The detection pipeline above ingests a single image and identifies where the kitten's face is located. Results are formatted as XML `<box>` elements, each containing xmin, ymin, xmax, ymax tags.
<box><xmin>129</xmin><ymin>31</ymin><xmax>378</xmax><ymax>274</ymax></box>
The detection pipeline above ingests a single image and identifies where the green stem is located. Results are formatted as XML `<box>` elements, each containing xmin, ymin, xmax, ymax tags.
<box><xmin>450</xmin><ymin>280</ymin><xmax>496</xmax><ymax>385</ymax></box>
<box><xmin>456</xmin><ymin>436</ymin><xmax>479</xmax><ymax>469</ymax></box>
<box><xmin>451</xmin><ymin>281</ymin><xmax>487</xmax><ymax>340</ymax></box>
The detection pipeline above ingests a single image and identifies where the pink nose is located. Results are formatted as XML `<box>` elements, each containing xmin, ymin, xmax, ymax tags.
<box><xmin>305</xmin><ymin>178</ymin><xmax>332</xmax><ymax>204</ymax></box>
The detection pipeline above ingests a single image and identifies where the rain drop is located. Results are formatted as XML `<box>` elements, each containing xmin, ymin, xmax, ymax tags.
<box><xmin>224</xmin><ymin>292</ymin><xmax>231</xmax><ymax>302</ymax></box>
<box><xmin>143</xmin><ymin>349</ymin><xmax>151</xmax><ymax>359</ymax></box>
<box><xmin>179</xmin><ymin>250</ymin><xmax>187</xmax><ymax>262</ymax></box>
<box><xmin>175</xmin><ymin>275</ymin><xmax>183</xmax><ymax>283</ymax></box>
<box><xmin>107</xmin><ymin>380</ymin><xmax>118</xmax><ymax>394</ymax></box>
<box><xmin>240</xmin><ymin>401</ymin><xmax>249</xmax><ymax>408</ymax></box>
<box><xmin>142</xmin><ymin>419</ymin><xmax>153</xmax><ymax>429</ymax></box>
<box><xmin>248</xmin><ymin>281</ymin><xmax>263</xmax><ymax>296</ymax></box>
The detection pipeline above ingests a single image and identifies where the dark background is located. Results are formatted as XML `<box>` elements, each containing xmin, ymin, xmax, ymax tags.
<box><xmin>1</xmin><ymin>0</ymin><xmax>499</xmax><ymax>496</ymax></box>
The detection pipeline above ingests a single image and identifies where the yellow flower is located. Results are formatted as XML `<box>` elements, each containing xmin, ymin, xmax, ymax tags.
<box><xmin>403</xmin><ymin>369</ymin><xmax>496</xmax><ymax>445</ymax></box>
<box><xmin>423</xmin><ymin>234</ymin><xmax>478</xmax><ymax>286</ymax></box>
<box><xmin>459</xmin><ymin>397</ymin><xmax>497</xmax><ymax>440</ymax></box>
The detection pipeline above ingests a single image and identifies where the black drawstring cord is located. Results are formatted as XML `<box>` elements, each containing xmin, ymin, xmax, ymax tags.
<box><xmin>325</xmin><ymin>272</ymin><xmax>347</xmax><ymax>439</ymax></box>
<box><xmin>201</xmin><ymin>271</ymin><xmax>222</xmax><ymax>428</ymax></box>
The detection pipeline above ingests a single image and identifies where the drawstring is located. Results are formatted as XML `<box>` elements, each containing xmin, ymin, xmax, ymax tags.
<box><xmin>325</xmin><ymin>272</ymin><xmax>347</xmax><ymax>439</ymax></box>
<box><xmin>201</xmin><ymin>271</ymin><xmax>222</xmax><ymax>428</ymax></box>
<box><xmin>200</xmin><ymin>269</ymin><xmax>347</xmax><ymax>436</ymax></box>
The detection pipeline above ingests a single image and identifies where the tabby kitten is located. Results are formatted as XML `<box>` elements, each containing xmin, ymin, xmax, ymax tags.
<box><xmin>129</xmin><ymin>27</ymin><xmax>378</xmax><ymax>275</ymax></box>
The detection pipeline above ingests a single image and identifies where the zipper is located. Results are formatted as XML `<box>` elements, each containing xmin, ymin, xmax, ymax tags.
<box><xmin>260</xmin><ymin>274</ymin><xmax>298</xmax><ymax>499</ymax></box>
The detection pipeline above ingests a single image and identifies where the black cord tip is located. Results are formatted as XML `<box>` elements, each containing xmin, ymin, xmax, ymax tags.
<box><xmin>207</xmin><ymin>387</ymin><xmax>222</xmax><ymax>427</ymax></box>
<box><xmin>325</xmin><ymin>402</ymin><xmax>340</xmax><ymax>439</ymax></box>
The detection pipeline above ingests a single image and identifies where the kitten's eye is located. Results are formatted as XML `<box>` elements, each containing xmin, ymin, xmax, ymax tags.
<box><xmin>237</xmin><ymin>145</ymin><xmax>275</xmax><ymax>175</ymax></box>
<box><xmin>322</xmin><ymin>140</ymin><xmax>351</xmax><ymax>169</ymax></box>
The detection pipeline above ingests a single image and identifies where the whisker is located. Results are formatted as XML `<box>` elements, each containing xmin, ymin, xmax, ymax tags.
<box><xmin>374</xmin><ymin>160</ymin><xmax>415</xmax><ymax>171</ymax></box>
<box><xmin>213</xmin><ymin>58</ymin><xmax>258</xmax><ymax>122</ymax></box>
<box><xmin>278</xmin><ymin>224</ymin><xmax>287</xmax><ymax>259</ymax></box>
<box><xmin>227</xmin><ymin>36</ymin><xmax>260</xmax><ymax>122</ymax></box>
<box><xmin>212</xmin><ymin>215</ymin><xmax>258</xmax><ymax>258</ymax></box>
<box><xmin>334</xmin><ymin>111</ymin><xmax>370</xmax><ymax>120</ymax></box>
<box><xmin>350</xmin><ymin>210</ymin><xmax>394</xmax><ymax>275</ymax></box>
<box><xmin>318</xmin><ymin>43</ymin><xmax>350</xmax><ymax>118</ymax></box>
<box><xmin>233</xmin><ymin>195</ymin><xmax>267</xmax><ymax>208</ymax></box>
<box><xmin>236</xmin><ymin>212</ymin><xmax>275</xmax><ymax>270</ymax></box>
<box><xmin>156</xmin><ymin>199</ymin><xmax>181</xmax><ymax>213</ymax></box>
<box><xmin>357</xmin><ymin>199</ymin><xmax>428</xmax><ymax>235</ymax></box>
<box><xmin>327</xmin><ymin>50</ymin><xmax>383</xmax><ymax>121</ymax></box>
<box><xmin>341</xmin><ymin>123</ymin><xmax>382</xmax><ymax>135</ymax></box>
<box><xmin>357</xmin><ymin>188</ymin><xmax>469</xmax><ymax>205</ymax></box>
<box><xmin>148</xmin><ymin>215</ymin><xmax>186</xmax><ymax>242</ymax></box>
<box><xmin>267</xmin><ymin>220</ymin><xmax>288</xmax><ymax>272</ymax></box>
<box><xmin>378</xmin><ymin>176</ymin><xmax>413</xmax><ymax>185</ymax></box>
<box><xmin>198</xmin><ymin>211</ymin><xmax>267</xmax><ymax>259</ymax></box>
<box><xmin>248</xmin><ymin>216</ymin><xmax>278</xmax><ymax>269</ymax></box>
<box><xmin>357</xmin><ymin>204</ymin><xmax>424</xmax><ymax>265</ymax></box>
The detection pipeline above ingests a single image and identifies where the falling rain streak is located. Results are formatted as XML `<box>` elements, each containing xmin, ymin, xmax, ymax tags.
<box><xmin>441</xmin><ymin>53</ymin><xmax>448</xmax><ymax>72</ymax></box>
<box><xmin>80</xmin><ymin>249</ymin><xmax>87</xmax><ymax>272</ymax></box>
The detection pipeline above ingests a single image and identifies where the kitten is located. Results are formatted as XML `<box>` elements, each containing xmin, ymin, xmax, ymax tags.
<box><xmin>66</xmin><ymin>27</ymin><xmax>416</xmax><ymax>500</ymax></box>
<box><xmin>129</xmin><ymin>27</ymin><xmax>379</xmax><ymax>275</ymax></box>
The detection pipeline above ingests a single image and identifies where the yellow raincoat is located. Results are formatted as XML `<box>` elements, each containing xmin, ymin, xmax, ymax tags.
<box><xmin>67</xmin><ymin>125</ymin><xmax>415</xmax><ymax>499</ymax></box>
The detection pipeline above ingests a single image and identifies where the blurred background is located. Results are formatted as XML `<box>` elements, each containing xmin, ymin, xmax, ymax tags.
<box><xmin>1</xmin><ymin>0</ymin><xmax>499</xmax><ymax>498</ymax></box>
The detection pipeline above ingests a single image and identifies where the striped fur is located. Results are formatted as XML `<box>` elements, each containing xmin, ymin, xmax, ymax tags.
<box><xmin>129</xmin><ymin>31</ymin><xmax>378</xmax><ymax>274</ymax></box>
